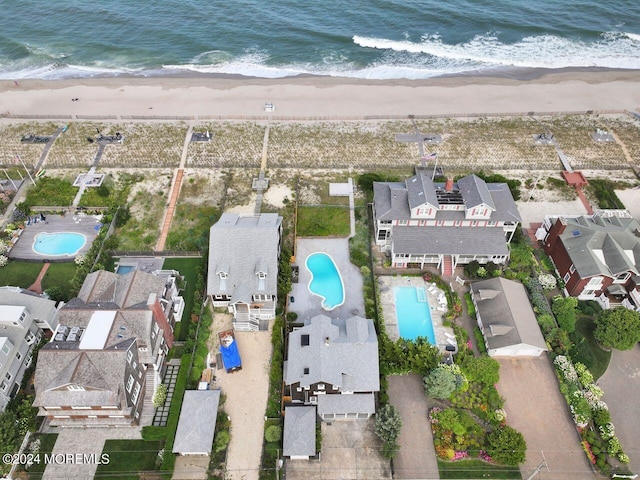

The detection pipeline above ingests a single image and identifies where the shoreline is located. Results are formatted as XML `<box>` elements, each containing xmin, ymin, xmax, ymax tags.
<box><xmin>2</xmin><ymin>68</ymin><xmax>640</xmax><ymax>119</ymax></box>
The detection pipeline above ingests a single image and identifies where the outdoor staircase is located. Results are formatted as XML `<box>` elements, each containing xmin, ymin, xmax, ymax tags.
<box><xmin>442</xmin><ymin>255</ymin><xmax>454</xmax><ymax>277</ymax></box>
<box><xmin>139</xmin><ymin>369</ymin><xmax>157</xmax><ymax>426</ymax></box>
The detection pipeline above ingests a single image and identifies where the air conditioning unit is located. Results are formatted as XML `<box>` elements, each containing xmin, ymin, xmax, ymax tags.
<box><xmin>67</xmin><ymin>333</ymin><xmax>78</xmax><ymax>342</ymax></box>
<box><xmin>55</xmin><ymin>333</ymin><xmax>66</xmax><ymax>342</ymax></box>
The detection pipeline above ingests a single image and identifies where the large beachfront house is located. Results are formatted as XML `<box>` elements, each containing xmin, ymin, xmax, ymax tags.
<box><xmin>207</xmin><ymin>213</ymin><xmax>283</xmax><ymax>331</ymax></box>
<box><xmin>283</xmin><ymin>314</ymin><xmax>379</xmax><ymax>421</ymax></box>
<box><xmin>373</xmin><ymin>172</ymin><xmax>521</xmax><ymax>274</ymax></box>
<box><xmin>541</xmin><ymin>210</ymin><xmax>640</xmax><ymax>311</ymax></box>
<box><xmin>33</xmin><ymin>269</ymin><xmax>184</xmax><ymax>427</ymax></box>
<box><xmin>0</xmin><ymin>288</ymin><xmax>58</xmax><ymax>411</ymax></box>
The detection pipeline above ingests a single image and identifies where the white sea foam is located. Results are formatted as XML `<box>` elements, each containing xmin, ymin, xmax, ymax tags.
<box><xmin>352</xmin><ymin>32</ymin><xmax>640</xmax><ymax>70</ymax></box>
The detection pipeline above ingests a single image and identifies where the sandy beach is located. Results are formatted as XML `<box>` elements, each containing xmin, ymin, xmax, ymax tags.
<box><xmin>2</xmin><ymin>70</ymin><xmax>640</xmax><ymax>119</ymax></box>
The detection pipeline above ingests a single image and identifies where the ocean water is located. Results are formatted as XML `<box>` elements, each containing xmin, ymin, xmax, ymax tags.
<box><xmin>1</xmin><ymin>0</ymin><xmax>639</xmax><ymax>80</ymax></box>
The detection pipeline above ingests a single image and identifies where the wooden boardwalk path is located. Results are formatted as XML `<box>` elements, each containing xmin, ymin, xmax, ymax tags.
<box><xmin>155</xmin><ymin>124</ymin><xmax>193</xmax><ymax>251</ymax></box>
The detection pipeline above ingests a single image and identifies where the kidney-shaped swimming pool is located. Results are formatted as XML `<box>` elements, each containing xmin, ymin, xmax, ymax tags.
<box><xmin>306</xmin><ymin>252</ymin><xmax>345</xmax><ymax>311</ymax></box>
<box><xmin>32</xmin><ymin>232</ymin><xmax>86</xmax><ymax>257</ymax></box>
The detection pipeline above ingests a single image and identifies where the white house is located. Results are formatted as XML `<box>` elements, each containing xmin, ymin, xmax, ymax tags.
<box><xmin>0</xmin><ymin>288</ymin><xmax>58</xmax><ymax>411</ymax></box>
<box><xmin>207</xmin><ymin>213</ymin><xmax>283</xmax><ymax>331</ymax></box>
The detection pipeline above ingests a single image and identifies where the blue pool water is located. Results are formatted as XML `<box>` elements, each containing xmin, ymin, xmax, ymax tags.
<box><xmin>394</xmin><ymin>286</ymin><xmax>436</xmax><ymax>344</ymax></box>
<box><xmin>32</xmin><ymin>232</ymin><xmax>86</xmax><ymax>256</ymax></box>
<box><xmin>116</xmin><ymin>265</ymin><xmax>136</xmax><ymax>275</ymax></box>
<box><xmin>306</xmin><ymin>252</ymin><xmax>345</xmax><ymax>311</ymax></box>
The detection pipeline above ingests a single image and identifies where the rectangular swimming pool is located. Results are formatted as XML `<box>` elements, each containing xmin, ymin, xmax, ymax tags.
<box><xmin>115</xmin><ymin>265</ymin><xmax>136</xmax><ymax>275</ymax></box>
<box><xmin>394</xmin><ymin>286</ymin><xmax>436</xmax><ymax>344</ymax></box>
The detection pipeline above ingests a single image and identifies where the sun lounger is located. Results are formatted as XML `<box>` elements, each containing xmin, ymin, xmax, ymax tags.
<box><xmin>447</xmin><ymin>338</ymin><xmax>457</xmax><ymax>346</ymax></box>
<box><xmin>445</xmin><ymin>332</ymin><xmax>455</xmax><ymax>340</ymax></box>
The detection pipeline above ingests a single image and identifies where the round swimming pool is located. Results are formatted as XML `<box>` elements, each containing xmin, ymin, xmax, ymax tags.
<box><xmin>306</xmin><ymin>252</ymin><xmax>345</xmax><ymax>311</ymax></box>
<box><xmin>32</xmin><ymin>232</ymin><xmax>86</xmax><ymax>256</ymax></box>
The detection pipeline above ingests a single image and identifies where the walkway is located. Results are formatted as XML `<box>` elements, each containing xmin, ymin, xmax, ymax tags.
<box><xmin>155</xmin><ymin>124</ymin><xmax>193</xmax><ymax>251</ymax></box>
<box><xmin>611</xmin><ymin>130</ymin><xmax>635</xmax><ymax>165</ymax></box>
<box><xmin>0</xmin><ymin>127</ymin><xmax>64</xmax><ymax>228</ymax></box>
<box><xmin>253</xmin><ymin>122</ymin><xmax>271</xmax><ymax>214</ymax></box>
<box><xmin>388</xmin><ymin>374</ymin><xmax>439</xmax><ymax>480</ymax></box>
<box><xmin>27</xmin><ymin>262</ymin><xmax>50</xmax><ymax>294</ymax></box>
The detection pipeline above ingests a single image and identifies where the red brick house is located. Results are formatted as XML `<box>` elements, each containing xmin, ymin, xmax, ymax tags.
<box><xmin>542</xmin><ymin>210</ymin><xmax>640</xmax><ymax>311</ymax></box>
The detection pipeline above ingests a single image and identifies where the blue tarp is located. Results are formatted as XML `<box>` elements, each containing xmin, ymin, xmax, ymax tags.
<box><xmin>220</xmin><ymin>338</ymin><xmax>242</xmax><ymax>372</ymax></box>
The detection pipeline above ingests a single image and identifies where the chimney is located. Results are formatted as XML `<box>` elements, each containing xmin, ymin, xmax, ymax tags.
<box><xmin>544</xmin><ymin>217</ymin><xmax>568</xmax><ymax>252</ymax></box>
<box><xmin>445</xmin><ymin>178</ymin><xmax>454</xmax><ymax>192</ymax></box>
<box><xmin>325</xmin><ymin>336</ymin><xmax>330</xmax><ymax>346</ymax></box>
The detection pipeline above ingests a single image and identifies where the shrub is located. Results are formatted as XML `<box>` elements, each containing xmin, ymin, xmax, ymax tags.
<box><xmin>424</xmin><ymin>364</ymin><xmax>466</xmax><ymax>400</ymax></box>
<box><xmin>213</xmin><ymin>430</ymin><xmax>230</xmax><ymax>453</ymax></box>
<box><xmin>552</xmin><ymin>296</ymin><xmax>578</xmax><ymax>333</ymax></box>
<box><xmin>264</xmin><ymin>425</ymin><xmax>282</xmax><ymax>443</ymax></box>
<box><xmin>152</xmin><ymin>384</ymin><xmax>168</xmax><ymax>408</ymax></box>
<box><xmin>486</xmin><ymin>425</ymin><xmax>527</xmax><ymax>466</ymax></box>
<box><xmin>538</xmin><ymin>273</ymin><xmax>557</xmax><ymax>291</ymax></box>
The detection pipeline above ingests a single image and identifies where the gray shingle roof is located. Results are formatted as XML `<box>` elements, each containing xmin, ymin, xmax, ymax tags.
<box><xmin>471</xmin><ymin>278</ymin><xmax>547</xmax><ymax>354</ymax></box>
<box><xmin>283</xmin><ymin>406</ymin><xmax>316</xmax><ymax>457</ymax></box>
<box><xmin>406</xmin><ymin>174</ymin><xmax>439</xmax><ymax>210</ymax></box>
<box><xmin>316</xmin><ymin>393</ymin><xmax>375</xmax><ymax>416</ymax></box>
<box><xmin>373</xmin><ymin>182</ymin><xmax>410</xmax><ymax>221</ymax></box>
<box><xmin>393</xmin><ymin>226</ymin><xmax>509</xmax><ymax>256</ymax></box>
<box><xmin>553</xmin><ymin>214</ymin><xmax>640</xmax><ymax>279</ymax></box>
<box><xmin>173</xmin><ymin>390</ymin><xmax>221</xmax><ymax>454</ymax></box>
<box><xmin>33</xmin><ymin>348</ymin><xmax>130</xmax><ymax>408</ymax></box>
<box><xmin>458</xmin><ymin>174</ymin><xmax>496</xmax><ymax>210</ymax></box>
<box><xmin>373</xmin><ymin>175</ymin><xmax>520</xmax><ymax>223</ymax></box>
<box><xmin>0</xmin><ymin>287</ymin><xmax>58</xmax><ymax>330</ymax></box>
<box><xmin>207</xmin><ymin>213</ymin><xmax>282</xmax><ymax>303</ymax></box>
<box><xmin>284</xmin><ymin>315</ymin><xmax>379</xmax><ymax>393</ymax></box>
<box><xmin>78</xmin><ymin>270</ymin><xmax>166</xmax><ymax>308</ymax></box>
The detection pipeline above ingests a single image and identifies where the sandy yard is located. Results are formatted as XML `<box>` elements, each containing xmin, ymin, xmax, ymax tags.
<box><xmin>263</xmin><ymin>184</ymin><xmax>293</xmax><ymax>208</ymax></box>
<box><xmin>616</xmin><ymin>187</ymin><xmax>640</xmax><ymax>219</ymax></box>
<box><xmin>516</xmin><ymin>198</ymin><xmax>589</xmax><ymax>228</ymax></box>
<box><xmin>210</xmin><ymin>312</ymin><xmax>274</xmax><ymax>480</ymax></box>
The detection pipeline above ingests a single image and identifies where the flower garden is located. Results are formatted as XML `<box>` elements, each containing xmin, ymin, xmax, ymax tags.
<box><xmin>425</xmin><ymin>349</ymin><xmax>527</xmax><ymax>470</ymax></box>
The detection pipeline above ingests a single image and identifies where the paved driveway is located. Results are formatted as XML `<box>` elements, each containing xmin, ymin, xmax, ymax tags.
<box><xmin>496</xmin><ymin>356</ymin><xmax>595</xmax><ymax>480</ymax></box>
<box><xmin>387</xmin><ymin>374</ymin><xmax>439</xmax><ymax>480</ymax></box>
<box><xmin>286</xmin><ymin>420</ymin><xmax>390</xmax><ymax>480</ymax></box>
<box><xmin>598</xmin><ymin>343</ymin><xmax>640</xmax><ymax>474</ymax></box>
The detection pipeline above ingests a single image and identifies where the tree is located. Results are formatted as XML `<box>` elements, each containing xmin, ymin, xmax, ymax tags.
<box><xmin>486</xmin><ymin>425</ymin><xmax>527</xmax><ymax>466</ymax></box>
<box><xmin>459</xmin><ymin>355</ymin><xmax>500</xmax><ymax>386</ymax></box>
<box><xmin>594</xmin><ymin>307</ymin><xmax>640</xmax><ymax>350</ymax></box>
<box><xmin>45</xmin><ymin>286</ymin><xmax>65</xmax><ymax>303</ymax></box>
<box><xmin>424</xmin><ymin>364</ymin><xmax>465</xmax><ymax>400</ymax></box>
<box><xmin>375</xmin><ymin>404</ymin><xmax>402</xmax><ymax>459</ymax></box>
<box><xmin>552</xmin><ymin>296</ymin><xmax>578</xmax><ymax>333</ymax></box>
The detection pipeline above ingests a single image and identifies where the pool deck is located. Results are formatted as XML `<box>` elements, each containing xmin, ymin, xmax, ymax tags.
<box><xmin>114</xmin><ymin>256</ymin><xmax>165</xmax><ymax>274</ymax></box>
<box><xmin>378</xmin><ymin>275</ymin><xmax>456</xmax><ymax>352</ymax></box>
<box><xmin>8</xmin><ymin>214</ymin><xmax>100</xmax><ymax>261</ymax></box>
<box><xmin>289</xmin><ymin>238</ymin><xmax>365</xmax><ymax>321</ymax></box>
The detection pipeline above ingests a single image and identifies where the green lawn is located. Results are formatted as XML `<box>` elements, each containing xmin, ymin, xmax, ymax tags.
<box><xmin>165</xmin><ymin>204</ymin><xmax>219</xmax><ymax>251</ymax></box>
<box><xmin>23</xmin><ymin>433</ymin><xmax>58</xmax><ymax>477</ymax></box>
<box><xmin>297</xmin><ymin>205</ymin><xmax>350</xmax><ymax>237</ymax></box>
<box><xmin>163</xmin><ymin>257</ymin><xmax>203</xmax><ymax>341</ymax></box>
<box><xmin>569</xmin><ymin>316</ymin><xmax>611</xmax><ymax>380</ymax></box>
<box><xmin>438</xmin><ymin>459</ymin><xmax>522</xmax><ymax>479</ymax></box>
<box><xmin>25</xmin><ymin>177</ymin><xmax>78</xmax><ymax>206</ymax></box>
<box><xmin>0</xmin><ymin>261</ymin><xmax>42</xmax><ymax>288</ymax></box>
<box><xmin>42</xmin><ymin>262</ymin><xmax>77</xmax><ymax>301</ymax></box>
<box><xmin>95</xmin><ymin>439</ymin><xmax>164</xmax><ymax>480</ymax></box>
